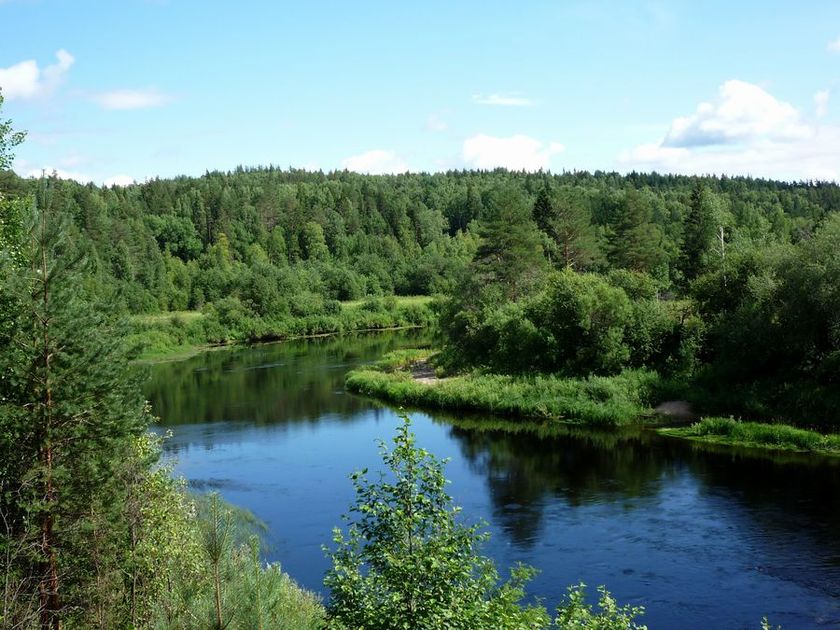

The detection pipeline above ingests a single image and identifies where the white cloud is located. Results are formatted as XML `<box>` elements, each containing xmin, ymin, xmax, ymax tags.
<box><xmin>25</xmin><ymin>166</ymin><xmax>92</xmax><ymax>183</ymax></box>
<box><xmin>0</xmin><ymin>49</ymin><xmax>74</xmax><ymax>100</ymax></box>
<box><xmin>472</xmin><ymin>93</ymin><xmax>533</xmax><ymax>107</ymax></box>
<box><xmin>341</xmin><ymin>150</ymin><xmax>408</xmax><ymax>174</ymax></box>
<box><xmin>663</xmin><ymin>80</ymin><xmax>809</xmax><ymax>147</ymax></box>
<box><xmin>828</xmin><ymin>36</ymin><xmax>840</xmax><ymax>52</ymax></box>
<box><xmin>815</xmin><ymin>89</ymin><xmax>830</xmax><ymax>118</ymax></box>
<box><xmin>104</xmin><ymin>174</ymin><xmax>136</xmax><ymax>187</ymax></box>
<box><xmin>619</xmin><ymin>80</ymin><xmax>840</xmax><ymax>181</ymax></box>
<box><xmin>461</xmin><ymin>134</ymin><xmax>564</xmax><ymax>171</ymax></box>
<box><xmin>90</xmin><ymin>88</ymin><xmax>171</xmax><ymax>110</ymax></box>
<box><xmin>18</xmin><ymin>161</ymin><xmax>139</xmax><ymax>187</ymax></box>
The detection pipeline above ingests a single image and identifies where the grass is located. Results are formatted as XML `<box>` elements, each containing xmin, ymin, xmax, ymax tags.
<box><xmin>660</xmin><ymin>417</ymin><xmax>840</xmax><ymax>455</ymax></box>
<box><xmin>346</xmin><ymin>350</ymin><xmax>664</xmax><ymax>426</ymax></box>
<box><xmin>129</xmin><ymin>296</ymin><xmax>435</xmax><ymax>362</ymax></box>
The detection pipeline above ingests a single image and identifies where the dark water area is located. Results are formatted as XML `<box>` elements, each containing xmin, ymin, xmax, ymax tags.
<box><xmin>145</xmin><ymin>331</ymin><xmax>840</xmax><ymax>629</ymax></box>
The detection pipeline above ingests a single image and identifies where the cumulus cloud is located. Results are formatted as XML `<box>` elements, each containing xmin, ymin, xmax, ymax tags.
<box><xmin>828</xmin><ymin>36</ymin><xmax>840</xmax><ymax>52</ymax></box>
<box><xmin>341</xmin><ymin>149</ymin><xmax>408</xmax><ymax>174</ymax></box>
<box><xmin>619</xmin><ymin>80</ymin><xmax>840</xmax><ymax>181</ymax></box>
<box><xmin>815</xmin><ymin>89</ymin><xmax>830</xmax><ymax>118</ymax></box>
<box><xmin>91</xmin><ymin>88</ymin><xmax>171</xmax><ymax>110</ymax></box>
<box><xmin>0</xmin><ymin>49</ymin><xmax>74</xmax><ymax>100</ymax></box>
<box><xmin>662</xmin><ymin>80</ymin><xmax>809</xmax><ymax>147</ymax></box>
<box><xmin>461</xmin><ymin>134</ymin><xmax>564</xmax><ymax>171</ymax></box>
<box><xmin>472</xmin><ymin>93</ymin><xmax>533</xmax><ymax>107</ymax></box>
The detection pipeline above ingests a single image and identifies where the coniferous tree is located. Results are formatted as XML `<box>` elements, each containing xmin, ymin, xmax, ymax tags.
<box><xmin>470</xmin><ymin>186</ymin><xmax>545</xmax><ymax>302</ymax></box>
<box><xmin>547</xmin><ymin>188</ymin><xmax>602</xmax><ymax>270</ymax></box>
<box><xmin>608</xmin><ymin>187</ymin><xmax>667</xmax><ymax>274</ymax></box>
<box><xmin>679</xmin><ymin>180</ymin><xmax>715</xmax><ymax>283</ymax></box>
<box><xmin>0</xmin><ymin>196</ymin><xmax>150</xmax><ymax>629</ymax></box>
<box><xmin>532</xmin><ymin>180</ymin><xmax>553</xmax><ymax>232</ymax></box>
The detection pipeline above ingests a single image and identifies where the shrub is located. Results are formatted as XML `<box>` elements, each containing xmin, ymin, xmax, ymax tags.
<box><xmin>324</xmin><ymin>415</ymin><xmax>551</xmax><ymax>629</ymax></box>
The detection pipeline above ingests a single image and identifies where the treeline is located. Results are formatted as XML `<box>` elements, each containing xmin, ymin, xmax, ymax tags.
<box><xmin>4</xmin><ymin>161</ymin><xmax>840</xmax><ymax>419</ymax></box>
<box><xmin>1</xmin><ymin>165</ymin><xmax>837</xmax><ymax>316</ymax></box>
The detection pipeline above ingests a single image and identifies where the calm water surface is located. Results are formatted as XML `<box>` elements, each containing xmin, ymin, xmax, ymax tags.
<box><xmin>145</xmin><ymin>331</ymin><xmax>840</xmax><ymax>630</ymax></box>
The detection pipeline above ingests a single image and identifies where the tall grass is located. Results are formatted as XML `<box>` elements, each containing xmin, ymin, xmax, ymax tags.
<box><xmin>346</xmin><ymin>353</ymin><xmax>663</xmax><ymax>426</ymax></box>
<box><xmin>663</xmin><ymin>417</ymin><xmax>840</xmax><ymax>455</ymax></box>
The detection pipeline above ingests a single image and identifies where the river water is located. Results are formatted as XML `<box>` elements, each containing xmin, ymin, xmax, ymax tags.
<box><xmin>145</xmin><ymin>331</ymin><xmax>840</xmax><ymax>629</ymax></box>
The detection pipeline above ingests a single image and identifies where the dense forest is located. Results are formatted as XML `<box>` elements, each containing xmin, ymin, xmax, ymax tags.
<box><xmin>3</xmin><ymin>150</ymin><xmax>840</xmax><ymax>425</ymax></box>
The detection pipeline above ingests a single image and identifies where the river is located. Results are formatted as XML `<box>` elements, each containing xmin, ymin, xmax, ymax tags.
<box><xmin>145</xmin><ymin>330</ymin><xmax>840</xmax><ymax>629</ymax></box>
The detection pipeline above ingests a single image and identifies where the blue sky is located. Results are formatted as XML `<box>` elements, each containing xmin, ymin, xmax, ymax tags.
<box><xmin>3</xmin><ymin>0</ymin><xmax>840</xmax><ymax>184</ymax></box>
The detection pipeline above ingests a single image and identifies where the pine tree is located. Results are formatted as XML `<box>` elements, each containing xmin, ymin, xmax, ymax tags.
<box><xmin>0</xmin><ymin>197</ymin><xmax>149</xmax><ymax>628</ymax></box>
<box><xmin>471</xmin><ymin>186</ymin><xmax>545</xmax><ymax>301</ymax></box>
<box><xmin>547</xmin><ymin>188</ymin><xmax>602</xmax><ymax>270</ymax></box>
<box><xmin>608</xmin><ymin>187</ymin><xmax>667</xmax><ymax>273</ymax></box>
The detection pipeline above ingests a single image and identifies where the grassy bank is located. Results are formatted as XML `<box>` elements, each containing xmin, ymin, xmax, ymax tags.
<box><xmin>660</xmin><ymin>417</ymin><xmax>840</xmax><ymax>456</ymax></box>
<box><xmin>346</xmin><ymin>350</ymin><xmax>666</xmax><ymax>426</ymax></box>
<box><xmin>129</xmin><ymin>296</ymin><xmax>435</xmax><ymax>362</ymax></box>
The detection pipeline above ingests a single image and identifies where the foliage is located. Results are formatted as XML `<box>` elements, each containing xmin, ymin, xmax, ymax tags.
<box><xmin>129</xmin><ymin>295</ymin><xmax>435</xmax><ymax>361</ymax></box>
<box><xmin>468</xmin><ymin>185</ymin><xmax>546</xmax><ymax>303</ymax></box>
<box><xmin>325</xmin><ymin>416</ymin><xmax>659</xmax><ymax>629</ymax></box>
<box><xmin>607</xmin><ymin>187</ymin><xmax>667</xmax><ymax>276</ymax></box>
<box><xmin>0</xmin><ymin>91</ymin><xmax>26</xmax><ymax>170</ymax></box>
<box><xmin>555</xmin><ymin>583</ymin><xmax>647</xmax><ymax>629</ymax></box>
<box><xmin>324</xmin><ymin>415</ymin><xmax>550</xmax><ymax>629</ymax></box>
<box><xmin>533</xmin><ymin>184</ymin><xmax>603</xmax><ymax>270</ymax></box>
<box><xmin>5</xmin><ymin>155</ymin><xmax>840</xmax><ymax>427</ymax></box>
<box><xmin>441</xmin><ymin>269</ymin><xmax>702</xmax><ymax>378</ymax></box>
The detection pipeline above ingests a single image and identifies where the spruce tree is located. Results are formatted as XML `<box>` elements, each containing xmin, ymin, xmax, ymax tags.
<box><xmin>678</xmin><ymin>180</ymin><xmax>715</xmax><ymax>284</ymax></box>
<box><xmin>532</xmin><ymin>180</ymin><xmax>553</xmax><ymax>233</ymax></box>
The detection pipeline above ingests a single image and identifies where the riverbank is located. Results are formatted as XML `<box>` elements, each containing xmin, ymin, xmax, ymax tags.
<box><xmin>347</xmin><ymin>349</ymin><xmax>840</xmax><ymax>456</ymax></box>
<box><xmin>346</xmin><ymin>349</ymin><xmax>668</xmax><ymax>426</ymax></box>
<box><xmin>129</xmin><ymin>296</ymin><xmax>435</xmax><ymax>362</ymax></box>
